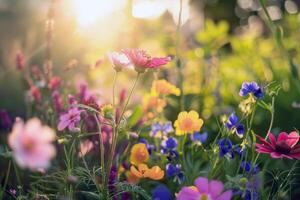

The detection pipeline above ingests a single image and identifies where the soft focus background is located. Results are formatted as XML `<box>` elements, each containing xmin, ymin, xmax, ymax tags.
<box><xmin>1</xmin><ymin>0</ymin><xmax>300</xmax><ymax>133</ymax></box>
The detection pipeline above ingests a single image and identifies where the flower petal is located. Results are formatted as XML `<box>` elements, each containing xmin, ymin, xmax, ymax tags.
<box><xmin>287</xmin><ymin>131</ymin><xmax>299</xmax><ymax>148</ymax></box>
<box><xmin>215</xmin><ymin>191</ymin><xmax>232</xmax><ymax>200</ymax></box>
<box><xmin>194</xmin><ymin>177</ymin><xmax>209</xmax><ymax>193</ymax></box>
<box><xmin>209</xmin><ymin>180</ymin><xmax>223</xmax><ymax>197</ymax></box>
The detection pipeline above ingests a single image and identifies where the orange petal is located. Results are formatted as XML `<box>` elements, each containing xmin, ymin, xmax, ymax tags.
<box><xmin>130</xmin><ymin>165</ymin><xmax>143</xmax><ymax>178</ymax></box>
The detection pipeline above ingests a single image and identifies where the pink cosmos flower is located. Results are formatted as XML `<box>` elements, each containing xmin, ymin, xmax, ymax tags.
<box><xmin>177</xmin><ymin>177</ymin><xmax>232</xmax><ymax>200</ymax></box>
<box><xmin>108</xmin><ymin>52</ymin><xmax>131</xmax><ymax>71</ymax></box>
<box><xmin>122</xmin><ymin>49</ymin><xmax>171</xmax><ymax>73</ymax></box>
<box><xmin>57</xmin><ymin>107</ymin><xmax>83</xmax><ymax>132</ymax></box>
<box><xmin>8</xmin><ymin>118</ymin><xmax>56</xmax><ymax>171</ymax></box>
<box><xmin>79</xmin><ymin>140</ymin><xmax>94</xmax><ymax>157</ymax></box>
<box><xmin>256</xmin><ymin>131</ymin><xmax>300</xmax><ymax>159</ymax></box>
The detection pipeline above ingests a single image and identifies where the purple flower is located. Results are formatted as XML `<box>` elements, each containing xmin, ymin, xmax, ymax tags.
<box><xmin>240</xmin><ymin>161</ymin><xmax>260</xmax><ymax>175</ymax></box>
<box><xmin>0</xmin><ymin>109</ymin><xmax>12</xmax><ymax>130</ymax></box>
<box><xmin>161</xmin><ymin>137</ymin><xmax>178</xmax><ymax>150</ymax></box>
<box><xmin>52</xmin><ymin>90</ymin><xmax>63</xmax><ymax>113</ymax></box>
<box><xmin>225</xmin><ymin>113</ymin><xmax>245</xmax><ymax>138</ymax></box>
<box><xmin>239</xmin><ymin>81</ymin><xmax>264</xmax><ymax>99</ymax></box>
<box><xmin>150</xmin><ymin>122</ymin><xmax>174</xmax><ymax>137</ymax></box>
<box><xmin>57</xmin><ymin>107</ymin><xmax>83</xmax><ymax>132</ymax></box>
<box><xmin>177</xmin><ymin>176</ymin><xmax>232</xmax><ymax>200</ymax></box>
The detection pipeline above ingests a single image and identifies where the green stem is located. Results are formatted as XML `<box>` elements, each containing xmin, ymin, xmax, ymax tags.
<box><xmin>12</xmin><ymin>161</ymin><xmax>21</xmax><ymax>188</ymax></box>
<box><xmin>253</xmin><ymin>96</ymin><xmax>275</xmax><ymax>164</ymax></box>
<box><xmin>94</xmin><ymin>114</ymin><xmax>106</xmax><ymax>193</ymax></box>
<box><xmin>175</xmin><ymin>0</ymin><xmax>184</xmax><ymax>111</ymax></box>
<box><xmin>106</xmin><ymin>73</ymin><xmax>140</xmax><ymax>195</ymax></box>
<box><xmin>112</xmin><ymin>71</ymin><xmax>118</xmax><ymax>108</ymax></box>
<box><xmin>118</xmin><ymin>73</ymin><xmax>141</xmax><ymax>123</ymax></box>
<box><xmin>1</xmin><ymin>160</ymin><xmax>11</xmax><ymax>198</ymax></box>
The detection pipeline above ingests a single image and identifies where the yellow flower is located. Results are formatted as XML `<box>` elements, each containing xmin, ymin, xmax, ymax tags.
<box><xmin>174</xmin><ymin>110</ymin><xmax>204</xmax><ymax>136</ymax></box>
<box><xmin>142</xmin><ymin>94</ymin><xmax>167</xmax><ymax>113</ymax></box>
<box><xmin>130</xmin><ymin>143</ymin><xmax>149</xmax><ymax>166</ymax></box>
<box><xmin>151</xmin><ymin>79</ymin><xmax>180</xmax><ymax>96</ymax></box>
<box><xmin>130</xmin><ymin>163</ymin><xmax>164</xmax><ymax>180</ymax></box>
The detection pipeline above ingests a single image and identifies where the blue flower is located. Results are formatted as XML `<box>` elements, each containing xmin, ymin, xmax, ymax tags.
<box><xmin>166</xmin><ymin>163</ymin><xmax>184</xmax><ymax>183</ymax></box>
<box><xmin>239</xmin><ymin>81</ymin><xmax>264</xmax><ymax>99</ymax></box>
<box><xmin>240</xmin><ymin>161</ymin><xmax>260</xmax><ymax>175</ymax></box>
<box><xmin>161</xmin><ymin>137</ymin><xmax>179</xmax><ymax>161</ymax></box>
<box><xmin>150</xmin><ymin>122</ymin><xmax>174</xmax><ymax>137</ymax></box>
<box><xmin>218</xmin><ymin>138</ymin><xmax>234</xmax><ymax>159</ymax></box>
<box><xmin>139</xmin><ymin>138</ymin><xmax>155</xmax><ymax>154</ymax></box>
<box><xmin>151</xmin><ymin>185</ymin><xmax>172</xmax><ymax>200</ymax></box>
<box><xmin>225</xmin><ymin>113</ymin><xmax>239</xmax><ymax>129</ymax></box>
<box><xmin>190</xmin><ymin>132</ymin><xmax>208</xmax><ymax>145</ymax></box>
<box><xmin>161</xmin><ymin>137</ymin><xmax>178</xmax><ymax>150</ymax></box>
<box><xmin>225</xmin><ymin>113</ymin><xmax>245</xmax><ymax>138</ymax></box>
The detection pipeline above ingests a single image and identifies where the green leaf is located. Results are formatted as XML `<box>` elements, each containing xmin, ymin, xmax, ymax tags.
<box><xmin>127</xmin><ymin>106</ymin><xmax>143</xmax><ymax>128</ymax></box>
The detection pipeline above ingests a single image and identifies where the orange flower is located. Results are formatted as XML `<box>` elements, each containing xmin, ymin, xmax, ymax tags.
<box><xmin>174</xmin><ymin>110</ymin><xmax>204</xmax><ymax>136</ymax></box>
<box><xmin>130</xmin><ymin>143</ymin><xmax>149</xmax><ymax>166</ymax></box>
<box><xmin>130</xmin><ymin>164</ymin><xmax>164</xmax><ymax>180</ymax></box>
<box><xmin>125</xmin><ymin>170</ymin><xmax>140</xmax><ymax>184</ymax></box>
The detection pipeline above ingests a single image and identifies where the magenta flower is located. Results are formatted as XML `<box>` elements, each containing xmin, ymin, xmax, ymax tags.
<box><xmin>48</xmin><ymin>76</ymin><xmax>61</xmax><ymax>91</ymax></box>
<box><xmin>57</xmin><ymin>107</ymin><xmax>83</xmax><ymax>132</ymax></box>
<box><xmin>8</xmin><ymin>118</ymin><xmax>56</xmax><ymax>171</ymax></box>
<box><xmin>108</xmin><ymin>52</ymin><xmax>132</xmax><ymax>71</ymax></box>
<box><xmin>256</xmin><ymin>131</ymin><xmax>300</xmax><ymax>159</ymax></box>
<box><xmin>122</xmin><ymin>49</ymin><xmax>171</xmax><ymax>73</ymax></box>
<box><xmin>177</xmin><ymin>177</ymin><xmax>232</xmax><ymax>200</ymax></box>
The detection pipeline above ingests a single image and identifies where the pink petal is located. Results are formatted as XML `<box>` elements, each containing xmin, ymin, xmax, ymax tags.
<box><xmin>176</xmin><ymin>187</ymin><xmax>200</xmax><ymax>200</ymax></box>
<box><xmin>255</xmin><ymin>144</ymin><xmax>274</xmax><ymax>152</ymax></box>
<box><xmin>290</xmin><ymin>152</ymin><xmax>300</xmax><ymax>160</ymax></box>
<box><xmin>291</xmin><ymin>145</ymin><xmax>300</xmax><ymax>153</ymax></box>
<box><xmin>256</xmin><ymin>134</ymin><xmax>274</xmax><ymax>148</ymax></box>
<box><xmin>287</xmin><ymin>131</ymin><xmax>299</xmax><ymax>148</ymax></box>
<box><xmin>148</xmin><ymin>57</ymin><xmax>170</xmax><ymax>68</ymax></box>
<box><xmin>194</xmin><ymin>177</ymin><xmax>209</xmax><ymax>193</ymax></box>
<box><xmin>216</xmin><ymin>191</ymin><xmax>232</xmax><ymax>200</ymax></box>
<box><xmin>270</xmin><ymin>152</ymin><xmax>284</xmax><ymax>159</ymax></box>
<box><xmin>278</xmin><ymin>132</ymin><xmax>289</xmax><ymax>142</ymax></box>
<box><xmin>209</xmin><ymin>180</ymin><xmax>223</xmax><ymax>198</ymax></box>
<box><xmin>57</xmin><ymin>120</ymin><xmax>69</xmax><ymax>131</ymax></box>
<box><xmin>268</xmin><ymin>133</ymin><xmax>277</xmax><ymax>147</ymax></box>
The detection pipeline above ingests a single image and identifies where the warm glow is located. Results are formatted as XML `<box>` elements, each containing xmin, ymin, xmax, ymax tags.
<box><xmin>73</xmin><ymin>0</ymin><xmax>126</xmax><ymax>27</ymax></box>
<box><xmin>132</xmin><ymin>0</ymin><xmax>168</xmax><ymax>19</ymax></box>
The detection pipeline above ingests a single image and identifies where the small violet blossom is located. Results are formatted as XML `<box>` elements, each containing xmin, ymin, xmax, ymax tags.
<box><xmin>239</xmin><ymin>81</ymin><xmax>264</xmax><ymax>99</ymax></box>
<box><xmin>225</xmin><ymin>113</ymin><xmax>245</xmax><ymax>138</ymax></box>
<box><xmin>218</xmin><ymin>138</ymin><xmax>243</xmax><ymax>159</ymax></box>
<box><xmin>190</xmin><ymin>132</ymin><xmax>208</xmax><ymax>145</ymax></box>
<box><xmin>57</xmin><ymin>107</ymin><xmax>83</xmax><ymax>132</ymax></box>
<box><xmin>150</xmin><ymin>122</ymin><xmax>174</xmax><ymax>137</ymax></box>
<box><xmin>161</xmin><ymin>137</ymin><xmax>179</xmax><ymax>161</ymax></box>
